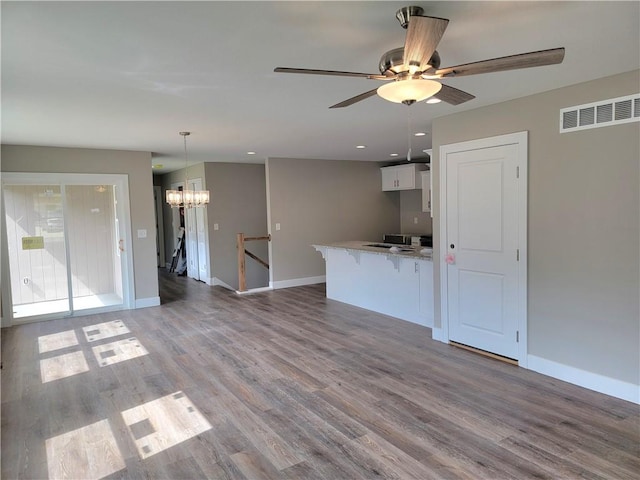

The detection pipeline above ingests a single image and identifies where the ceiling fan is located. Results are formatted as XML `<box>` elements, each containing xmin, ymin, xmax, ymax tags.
<box><xmin>275</xmin><ymin>5</ymin><xmax>565</xmax><ymax>108</ymax></box>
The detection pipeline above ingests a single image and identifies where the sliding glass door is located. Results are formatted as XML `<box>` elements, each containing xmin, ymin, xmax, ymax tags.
<box><xmin>2</xmin><ymin>173</ymin><xmax>134</xmax><ymax>322</ymax></box>
<box><xmin>4</xmin><ymin>184</ymin><xmax>70</xmax><ymax>317</ymax></box>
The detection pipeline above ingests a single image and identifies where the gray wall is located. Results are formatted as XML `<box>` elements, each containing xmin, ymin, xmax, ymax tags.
<box><xmin>432</xmin><ymin>70</ymin><xmax>639</xmax><ymax>385</ymax></box>
<box><xmin>204</xmin><ymin>163</ymin><xmax>268</xmax><ymax>290</ymax></box>
<box><xmin>266</xmin><ymin>157</ymin><xmax>400</xmax><ymax>284</ymax></box>
<box><xmin>400</xmin><ymin>189</ymin><xmax>433</xmax><ymax>235</ymax></box>
<box><xmin>1</xmin><ymin>145</ymin><xmax>159</xmax><ymax>302</ymax></box>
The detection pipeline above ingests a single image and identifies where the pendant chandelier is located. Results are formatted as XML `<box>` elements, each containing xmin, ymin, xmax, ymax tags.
<box><xmin>165</xmin><ymin>131</ymin><xmax>210</xmax><ymax>208</ymax></box>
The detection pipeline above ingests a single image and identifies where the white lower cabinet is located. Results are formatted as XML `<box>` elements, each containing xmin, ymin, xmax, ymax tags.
<box><xmin>324</xmin><ymin>248</ymin><xmax>433</xmax><ymax>327</ymax></box>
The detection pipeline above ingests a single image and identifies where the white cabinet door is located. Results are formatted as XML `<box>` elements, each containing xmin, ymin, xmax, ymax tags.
<box><xmin>381</xmin><ymin>167</ymin><xmax>398</xmax><ymax>191</ymax></box>
<box><xmin>396</xmin><ymin>165</ymin><xmax>417</xmax><ymax>189</ymax></box>
<box><xmin>381</xmin><ymin>164</ymin><xmax>424</xmax><ymax>191</ymax></box>
<box><xmin>418</xmin><ymin>260</ymin><xmax>434</xmax><ymax>326</ymax></box>
<box><xmin>421</xmin><ymin>171</ymin><xmax>431</xmax><ymax>213</ymax></box>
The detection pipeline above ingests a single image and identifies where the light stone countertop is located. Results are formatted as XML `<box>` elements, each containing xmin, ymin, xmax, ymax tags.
<box><xmin>313</xmin><ymin>241</ymin><xmax>433</xmax><ymax>260</ymax></box>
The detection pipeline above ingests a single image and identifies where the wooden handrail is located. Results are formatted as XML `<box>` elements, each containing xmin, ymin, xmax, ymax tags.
<box><xmin>237</xmin><ymin>233</ymin><xmax>271</xmax><ymax>292</ymax></box>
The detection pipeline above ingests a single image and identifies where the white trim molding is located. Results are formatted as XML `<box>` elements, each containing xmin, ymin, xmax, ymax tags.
<box><xmin>528</xmin><ymin>355</ymin><xmax>639</xmax><ymax>404</ymax></box>
<box><xmin>211</xmin><ymin>277</ymin><xmax>235</xmax><ymax>291</ymax></box>
<box><xmin>236</xmin><ymin>286</ymin><xmax>273</xmax><ymax>295</ymax></box>
<box><xmin>431</xmin><ymin>327</ymin><xmax>445</xmax><ymax>342</ymax></box>
<box><xmin>270</xmin><ymin>275</ymin><xmax>326</xmax><ymax>290</ymax></box>
<box><xmin>135</xmin><ymin>297</ymin><xmax>160</xmax><ymax>309</ymax></box>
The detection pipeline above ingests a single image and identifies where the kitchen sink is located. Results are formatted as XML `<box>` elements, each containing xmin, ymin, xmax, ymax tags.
<box><xmin>365</xmin><ymin>243</ymin><xmax>392</xmax><ymax>249</ymax></box>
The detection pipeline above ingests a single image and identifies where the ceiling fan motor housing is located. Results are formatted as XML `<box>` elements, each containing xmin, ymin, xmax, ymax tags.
<box><xmin>379</xmin><ymin>48</ymin><xmax>441</xmax><ymax>75</ymax></box>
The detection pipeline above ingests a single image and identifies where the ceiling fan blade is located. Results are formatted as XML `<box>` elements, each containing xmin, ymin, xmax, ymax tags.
<box><xmin>436</xmin><ymin>47</ymin><xmax>565</xmax><ymax>77</ymax></box>
<box><xmin>274</xmin><ymin>67</ymin><xmax>389</xmax><ymax>80</ymax></box>
<box><xmin>433</xmin><ymin>84</ymin><xmax>475</xmax><ymax>105</ymax></box>
<box><xmin>403</xmin><ymin>16</ymin><xmax>449</xmax><ymax>71</ymax></box>
<box><xmin>329</xmin><ymin>88</ymin><xmax>379</xmax><ymax>109</ymax></box>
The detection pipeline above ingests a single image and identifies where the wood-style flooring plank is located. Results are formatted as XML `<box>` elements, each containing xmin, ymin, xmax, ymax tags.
<box><xmin>1</xmin><ymin>268</ymin><xmax>638</xmax><ymax>479</ymax></box>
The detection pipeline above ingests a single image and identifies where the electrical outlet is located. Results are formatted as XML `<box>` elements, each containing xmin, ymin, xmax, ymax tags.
<box><xmin>413</xmin><ymin>217</ymin><xmax>418</xmax><ymax>224</ymax></box>
<box><xmin>275</xmin><ymin>223</ymin><xmax>281</xmax><ymax>231</ymax></box>
<box><xmin>137</xmin><ymin>229</ymin><xmax>147</xmax><ymax>238</ymax></box>
<box><xmin>213</xmin><ymin>223</ymin><xmax>219</xmax><ymax>230</ymax></box>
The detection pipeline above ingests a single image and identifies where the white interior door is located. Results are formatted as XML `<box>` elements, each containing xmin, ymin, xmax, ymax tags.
<box><xmin>185</xmin><ymin>206</ymin><xmax>198</xmax><ymax>280</ymax></box>
<box><xmin>440</xmin><ymin>132</ymin><xmax>527</xmax><ymax>361</ymax></box>
<box><xmin>195</xmin><ymin>198</ymin><xmax>208</xmax><ymax>282</ymax></box>
<box><xmin>184</xmin><ymin>178</ymin><xmax>205</xmax><ymax>281</ymax></box>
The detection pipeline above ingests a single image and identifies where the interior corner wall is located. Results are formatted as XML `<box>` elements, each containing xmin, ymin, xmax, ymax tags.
<box><xmin>400</xmin><ymin>189</ymin><xmax>432</xmax><ymax>235</ymax></box>
<box><xmin>431</xmin><ymin>70</ymin><xmax>640</xmax><ymax>386</ymax></box>
<box><xmin>203</xmin><ymin>163</ymin><xmax>268</xmax><ymax>290</ymax></box>
<box><xmin>265</xmin><ymin>157</ymin><xmax>400</xmax><ymax>286</ymax></box>
<box><xmin>0</xmin><ymin>145</ymin><xmax>159</xmax><ymax>303</ymax></box>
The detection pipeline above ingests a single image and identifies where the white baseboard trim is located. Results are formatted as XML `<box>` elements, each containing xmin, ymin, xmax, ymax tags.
<box><xmin>211</xmin><ymin>277</ymin><xmax>235</xmax><ymax>291</ymax></box>
<box><xmin>270</xmin><ymin>275</ymin><xmax>326</xmax><ymax>290</ymax></box>
<box><xmin>135</xmin><ymin>296</ymin><xmax>160</xmax><ymax>309</ymax></box>
<box><xmin>527</xmin><ymin>354</ymin><xmax>639</xmax><ymax>404</ymax></box>
<box><xmin>236</xmin><ymin>286</ymin><xmax>273</xmax><ymax>295</ymax></box>
<box><xmin>431</xmin><ymin>327</ymin><xmax>445</xmax><ymax>343</ymax></box>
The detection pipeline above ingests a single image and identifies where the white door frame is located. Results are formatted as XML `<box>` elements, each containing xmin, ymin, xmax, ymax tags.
<box><xmin>153</xmin><ymin>186</ymin><xmax>165</xmax><ymax>268</ymax></box>
<box><xmin>0</xmin><ymin>172</ymin><xmax>136</xmax><ymax>327</ymax></box>
<box><xmin>169</xmin><ymin>181</ymin><xmax>185</xmax><ymax>257</ymax></box>
<box><xmin>438</xmin><ymin>131</ymin><xmax>528</xmax><ymax>366</ymax></box>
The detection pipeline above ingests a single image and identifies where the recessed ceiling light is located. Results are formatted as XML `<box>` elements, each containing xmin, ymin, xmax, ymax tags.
<box><xmin>414</xmin><ymin>132</ymin><xmax>426</xmax><ymax>137</ymax></box>
<box><xmin>247</xmin><ymin>151</ymin><xmax>256</xmax><ymax>155</ymax></box>
<box><xmin>152</xmin><ymin>164</ymin><xmax>163</xmax><ymax>169</ymax></box>
<box><xmin>356</xmin><ymin>145</ymin><xmax>366</xmax><ymax>149</ymax></box>
<box><xmin>390</xmin><ymin>153</ymin><xmax>399</xmax><ymax>157</ymax></box>
<box><xmin>426</xmin><ymin>98</ymin><xmax>442</xmax><ymax>104</ymax></box>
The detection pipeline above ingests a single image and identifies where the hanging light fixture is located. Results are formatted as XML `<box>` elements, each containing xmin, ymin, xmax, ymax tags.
<box><xmin>166</xmin><ymin>132</ymin><xmax>210</xmax><ymax>208</ymax></box>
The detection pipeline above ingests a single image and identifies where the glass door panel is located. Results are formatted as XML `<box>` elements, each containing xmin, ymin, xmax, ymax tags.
<box><xmin>65</xmin><ymin>185</ymin><xmax>123</xmax><ymax>312</ymax></box>
<box><xmin>3</xmin><ymin>185</ymin><xmax>70</xmax><ymax>318</ymax></box>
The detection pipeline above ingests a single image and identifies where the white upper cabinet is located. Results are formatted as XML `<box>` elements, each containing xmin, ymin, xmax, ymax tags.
<box><xmin>380</xmin><ymin>164</ymin><xmax>425</xmax><ymax>191</ymax></box>
<box><xmin>421</xmin><ymin>170</ymin><xmax>432</xmax><ymax>216</ymax></box>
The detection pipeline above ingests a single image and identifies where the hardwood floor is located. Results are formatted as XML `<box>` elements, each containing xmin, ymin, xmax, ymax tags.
<box><xmin>2</xmin><ymin>269</ymin><xmax>638</xmax><ymax>479</ymax></box>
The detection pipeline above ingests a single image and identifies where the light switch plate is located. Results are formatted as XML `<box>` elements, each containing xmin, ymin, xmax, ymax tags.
<box><xmin>137</xmin><ymin>229</ymin><xmax>147</xmax><ymax>238</ymax></box>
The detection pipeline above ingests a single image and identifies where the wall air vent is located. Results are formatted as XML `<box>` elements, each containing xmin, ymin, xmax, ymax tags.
<box><xmin>560</xmin><ymin>93</ymin><xmax>640</xmax><ymax>133</ymax></box>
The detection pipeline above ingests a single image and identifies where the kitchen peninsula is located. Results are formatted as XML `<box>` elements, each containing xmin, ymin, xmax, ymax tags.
<box><xmin>313</xmin><ymin>241</ymin><xmax>434</xmax><ymax>327</ymax></box>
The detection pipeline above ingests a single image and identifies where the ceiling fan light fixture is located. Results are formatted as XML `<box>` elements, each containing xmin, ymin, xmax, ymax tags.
<box><xmin>377</xmin><ymin>79</ymin><xmax>442</xmax><ymax>104</ymax></box>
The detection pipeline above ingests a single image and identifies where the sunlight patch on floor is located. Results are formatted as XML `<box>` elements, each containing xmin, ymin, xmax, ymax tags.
<box><xmin>40</xmin><ymin>350</ymin><xmax>89</xmax><ymax>383</ymax></box>
<box><xmin>92</xmin><ymin>337</ymin><xmax>148</xmax><ymax>367</ymax></box>
<box><xmin>46</xmin><ymin>419</ymin><xmax>125</xmax><ymax>480</ymax></box>
<box><xmin>82</xmin><ymin>319</ymin><xmax>130</xmax><ymax>342</ymax></box>
<box><xmin>38</xmin><ymin>329</ymin><xmax>79</xmax><ymax>354</ymax></box>
<box><xmin>121</xmin><ymin>391</ymin><xmax>212</xmax><ymax>459</ymax></box>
